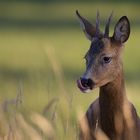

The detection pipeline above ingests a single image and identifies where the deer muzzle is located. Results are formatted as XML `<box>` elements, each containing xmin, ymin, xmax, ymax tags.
<box><xmin>77</xmin><ymin>77</ymin><xmax>94</xmax><ymax>93</ymax></box>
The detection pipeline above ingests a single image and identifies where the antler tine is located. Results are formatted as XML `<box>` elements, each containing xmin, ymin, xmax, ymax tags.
<box><xmin>95</xmin><ymin>10</ymin><xmax>100</xmax><ymax>37</ymax></box>
<box><xmin>104</xmin><ymin>11</ymin><xmax>113</xmax><ymax>38</ymax></box>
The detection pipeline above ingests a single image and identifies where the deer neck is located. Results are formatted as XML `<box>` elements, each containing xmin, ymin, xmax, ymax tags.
<box><xmin>99</xmin><ymin>69</ymin><xmax>126</xmax><ymax>138</ymax></box>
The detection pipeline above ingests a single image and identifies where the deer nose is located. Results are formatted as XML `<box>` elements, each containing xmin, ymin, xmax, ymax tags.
<box><xmin>80</xmin><ymin>77</ymin><xmax>93</xmax><ymax>90</ymax></box>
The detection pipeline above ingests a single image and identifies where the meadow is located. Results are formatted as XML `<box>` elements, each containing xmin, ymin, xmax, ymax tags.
<box><xmin>0</xmin><ymin>1</ymin><xmax>140</xmax><ymax>140</ymax></box>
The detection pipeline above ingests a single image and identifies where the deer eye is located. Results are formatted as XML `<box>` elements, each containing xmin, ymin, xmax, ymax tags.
<box><xmin>103</xmin><ymin>56</ymin><xmax>112</xmax><ymax>64</ymax></box>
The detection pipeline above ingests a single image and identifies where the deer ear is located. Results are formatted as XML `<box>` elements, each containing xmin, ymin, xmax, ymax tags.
<box><xmin>113</xmin><ymin>16</ymin><xmax>130</xmax><ymax>43</ymax></box>
<box><xmin>76</xmin><ymin>10</ymin><xmax>96</xmax><ymax>41</ymax></box>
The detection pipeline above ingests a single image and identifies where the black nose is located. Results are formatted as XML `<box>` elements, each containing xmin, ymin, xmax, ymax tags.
<box><xmin>80</xmin><ymin>78</ymin><xmax>93</xmax><ymax>90</ymax></box>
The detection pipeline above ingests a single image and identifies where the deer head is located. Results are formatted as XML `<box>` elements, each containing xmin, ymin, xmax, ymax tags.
<box><xmin>76</xmin><ymin>11</ymin><xmax>130</xmax><ymax>93</ymax></box>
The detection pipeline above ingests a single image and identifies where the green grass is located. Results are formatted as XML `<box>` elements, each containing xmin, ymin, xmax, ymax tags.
<box><xmin>0</xmin><ymin>1</ymin><xmax>139</xmax><ymax>139</ymax></box>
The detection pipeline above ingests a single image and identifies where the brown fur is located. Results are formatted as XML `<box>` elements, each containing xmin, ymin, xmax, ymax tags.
<box><xmin>80</xmin><ymin>72</ymin><xmax>140</xmax><ymax>140</ymax></box>
<box><xmin>76</xmin><ymin>11</ymin><xmax>140</xmax><ymax>140</ymax></box>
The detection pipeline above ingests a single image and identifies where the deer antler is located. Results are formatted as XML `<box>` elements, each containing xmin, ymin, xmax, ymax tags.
<box><xmin>104</xmin><ymin>12</ymin><xmax>113</xmax><ymax>38</ymax></box>
<box><xmin>95</xmin><ymin>10</ymin><xmax>100</xmax><ymax>37</ymax></box>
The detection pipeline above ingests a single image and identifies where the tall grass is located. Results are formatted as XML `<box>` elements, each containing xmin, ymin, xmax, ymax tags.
<box><xmin>0</xmin><ymin>46</ymin><xmax>80</xmax><ymax>140</ymax></box>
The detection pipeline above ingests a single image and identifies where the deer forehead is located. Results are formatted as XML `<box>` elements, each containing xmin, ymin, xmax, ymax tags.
<box><xmin>88</xmin><ymin>38</ymin><xmax>116</xmax><ymax>57</ymax></box>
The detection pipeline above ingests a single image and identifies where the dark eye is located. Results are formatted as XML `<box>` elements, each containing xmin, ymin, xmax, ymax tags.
<box><xmin>103</xmin><ymin>56</ymin><xmax>112</xmax><ymax>64</ymax></box>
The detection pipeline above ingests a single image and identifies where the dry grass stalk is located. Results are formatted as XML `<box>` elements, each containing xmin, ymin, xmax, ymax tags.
<box><xmin>16</xmin><ymin>113</ymin><xmax>42</xmax><ymax>140</ymax></box>
<box><xmin>30</xmin><ymin>112</ymin><xmax>54</xmax><ymax>139</ymax></box>
<box><xmin>45</xmin><ymin>47</ymin><xmax>73</xmax><ymax>106</ymax></box>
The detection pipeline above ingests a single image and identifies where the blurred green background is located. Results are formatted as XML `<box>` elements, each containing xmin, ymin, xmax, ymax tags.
<box><xmin>0</xmin><ymin>0</ymin><xmax>140</xmax><ymax>139</ymax></box>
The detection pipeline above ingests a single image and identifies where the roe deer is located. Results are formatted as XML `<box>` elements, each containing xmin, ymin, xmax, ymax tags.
<box><xmin>76</xmin><ymin>11</ymin><xmax>140</xmax><ymax>140</ymax></box>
